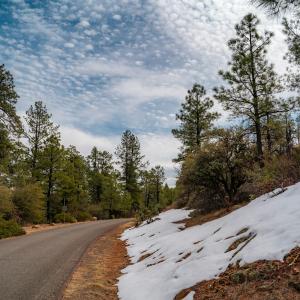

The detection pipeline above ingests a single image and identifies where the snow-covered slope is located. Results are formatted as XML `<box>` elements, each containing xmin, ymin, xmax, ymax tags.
<box><xmin>118</xmin><ymin>183</ymin><xmax>300</xmax><ymax>300</ymax></box>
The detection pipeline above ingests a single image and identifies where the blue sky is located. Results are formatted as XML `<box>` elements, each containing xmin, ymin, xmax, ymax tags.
<box><xmin>0</xmin><ymin>0</ymin><xmax>286</xmax><ymax>185</ymax></box>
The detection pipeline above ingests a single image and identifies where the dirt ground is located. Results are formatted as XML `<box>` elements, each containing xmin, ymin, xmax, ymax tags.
<box><xmin>62</xmin><ymin>221</ymin><xmax>133</xmax><ymax>300</ymax></box>
<box><xmin>176</xmin><ymin>247</ymin><xmax>300</xmax><ymax>300</ymax></box>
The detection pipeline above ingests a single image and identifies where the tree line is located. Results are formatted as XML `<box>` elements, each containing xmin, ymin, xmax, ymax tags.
<box><xmin>173</xmin><ymin>6</ymin><xmax>300</xmax><ymax>213</ymax></box>
<box><xmin>0</xmin><ymin>70</ymin><xmax>174</xmax><ymax>236</ymax></box>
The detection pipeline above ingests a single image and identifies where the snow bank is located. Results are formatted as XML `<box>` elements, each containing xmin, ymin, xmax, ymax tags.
<box><xmin>118</xmin><ymin>183</ymin><xmax>300</xmax><ymax>300</ymax></box>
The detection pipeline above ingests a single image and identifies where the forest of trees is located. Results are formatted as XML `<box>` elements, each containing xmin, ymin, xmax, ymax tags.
<box><xmin>173</xmin><ymin>4</ymin><xmax>300</xmax><ymax>213</ymax></box>
<box><xmin>0</xmin><ymin>68</ymin><xmax>174</xmax><ymax>237</ymax></box>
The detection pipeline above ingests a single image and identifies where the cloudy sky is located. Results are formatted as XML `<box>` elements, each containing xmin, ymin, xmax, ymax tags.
<box><xmin>0</xmin><ymin>0</ymin><xmax>287</xmax><ymax>185</ymax></box>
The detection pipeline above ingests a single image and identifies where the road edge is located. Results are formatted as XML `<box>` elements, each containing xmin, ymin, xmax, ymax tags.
<box><xmin>60</xmin><ymin>220</ymin><xmax>134</xmax><ymax>300</ymax></box>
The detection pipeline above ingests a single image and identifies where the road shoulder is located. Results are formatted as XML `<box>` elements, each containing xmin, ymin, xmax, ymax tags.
<box><xmin>62</xmin><ymin>221</ymin><xmax>133</xmax><ymax>300</ymax></box>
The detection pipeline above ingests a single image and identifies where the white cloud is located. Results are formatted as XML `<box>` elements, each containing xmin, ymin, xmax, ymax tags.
<box><xmin>2</xmin><ymin>0</ymin><xmax>289</xmax><ymax>184</ymax></box>
<box><xmin>113</xmin><ymin>14</ymin><xmax>122</xmax><ymax>21</ymax></box>
<box><xmin>78</xmin><ymin>19</ymin><xmax>90</xmax><ymax>28</ymax></box>
<box><xmin>150</xmin><ymin>0</ymin><xmax>287</xmax><ymax>75</ymax></box>
<box><xmin>60</xmin><ymin>126</ymin><xmax>118</xmax><ymax>155</ymax></box>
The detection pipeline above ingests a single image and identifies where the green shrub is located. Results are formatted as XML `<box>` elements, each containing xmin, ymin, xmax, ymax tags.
<box><xmin>244</xmin><ymin>154</ymin><xmax>300</xmax><ymax>197</ymax></box>
<box><xmin>12</xmin><ymin>183</ymin><xmax>45</xmax><ymax>224</ymax></box>
<box><xmin>54</xmin><ymin>212</ymin><xmax>77</xmax><ymax>223</ymax></box>
<box><xmin>0</xmin><ymin>218</ymin><xmax>25</xmax><ymax>239</ymax></box>
<box><xmin>135</xmin><ymin>206</ymin><xmax>159</xmax><ymax>226</ymax></box>
<box><xmin>74</xmin><ymin>211</ymin><xmax>92</xmax><ymax>222</ymax></box>
<box><xmin>88</xmin><ymin>204</ymin><xmax>108</xmax><ymax>220</ymax></box>
<box><xmin>0</xmin><ymin>185</ymin><xmax>14</xmax><ymax>220</ymax></box>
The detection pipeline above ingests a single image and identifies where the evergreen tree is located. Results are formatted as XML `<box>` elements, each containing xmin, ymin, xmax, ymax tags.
<box><xmin>160</xmin><ymin>184</ymin><xmax>176</xmax><ymax>207</ymax></box>
<box><xmin>0</xmin><ymin>124</ymin><xmax>13</xmax><ymax>173</ymax></box>
<box><xmin>141</xmin><ymin>166</ymin><xmax>165</xmax><ymax>208</ymax></box>
<box><xmin>254</xmin><ymin>0</ymin><xmax>300</xmax><ymax>90</ymax></box>
<box><xmin>141</xmin><ymin>170</ymin><xmax>152</xmax><ymax>208</ymax></box>
<box><xmin>214</xmin><ymin>14</ymin><xmax>282</xmax><ymax>165</ymax></box>
<box><xmin>115</xmin><ymin>130</ymin><xmax>145</xmax><ymax>210</ymax></box>
<box><xmin>178</xmin><ymin>128</ymin><xmax>253</xmax><ymax>210</ymax></box>
<box><xmin>100</xmin><ymin>172</ymin><xmax>123</xmax><ymax>218</ymax></box>
<box><xmin>59</xmin><ymin>146</ymin><xmax>89</xmax><ymax>214</ymax></box>
<box><xmin>283</xmin><ymin>17</ymin><xmax>300</xmax><ymax>91</ymax></box>
<box><xmin>86</xmin><ymin>147</ymin><xmax>113</xmax><ymax>203</ymax></box>
<box><xmin>296</xmin><ymin>115</ymin><xmax>300</xmax><ymax>144</ymax></box>
<box><xmin>0</xmin><ymin>64</ymin><xmax>21</xmax><ymax>132</ymax></box>
<box><xmin>25</xmin><ymin>101</ymin><xmax>58</xmax><ymax>178</ymax></box>
<box><xmin>172</xmin><ymin>84</ymin><xmax>219</xmax><ymax>160</ymax></box>
<box><xmin>253</xmin><ymin>0</ymin><xmax>299</xmax><ymax>14</ymax></box>
<box><xmin>150</xmin><ymin>166</ymin><xmax>165</xmax><ymax>204</ymax></box>
<box><xmin>39</xmin><ymin>133</ymin><xmax>63</xmax><ymax>222</ymax></box>
<box><xmin>87</xmin><ymin>147</ymin><xmax>113</xmax><ymax>175</ymax></box>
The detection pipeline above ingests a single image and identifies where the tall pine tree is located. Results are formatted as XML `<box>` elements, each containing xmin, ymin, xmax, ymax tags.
<box><xmin>172</xmin><ymin>84</ymin><xmax>219</xmax><ymax>160</ymax></box>
<box><xmin>0</xmin><ymin>64</ymin><xmax>21</xmax><ymax>132</ymax></box>
<box><xmin>214</xmin><ymin>14</ymin><xmax>282</xmax><ymax>165</ymax></box>
<box><xmin>86</xmin><ymin>147</ymin><xmax>114</xmax><ymax>203</ymax></box>
<box><xmin>39</xmin><ymin>133</ymin><xmax>63</xmax><ymax>222</ymax></box>
<box><xmin>115</xmin><ymin>130</ymin><xmax>144</xmax><ymax>210</ymax></box>
<box><xmin>25</xmin><ymin>101</ymin><xmax>58</xmax><ymax>178</ymax></box>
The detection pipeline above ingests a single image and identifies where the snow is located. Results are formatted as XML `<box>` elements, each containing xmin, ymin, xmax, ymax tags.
<box><xmin>118</xmin><ymin>183</ymin><xmax>300</xmax><ymax>300</ymax></box>
<box><xmin>182</xmin><ymin>291</ymin><xmax>195</xmax><ymax>300</ymax></box>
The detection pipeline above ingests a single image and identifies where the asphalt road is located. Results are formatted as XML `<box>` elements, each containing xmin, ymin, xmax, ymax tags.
<box><xmin>0</xmin><ymin>219</ymin><xmax>129</xmax><ymax>300</ymax></box>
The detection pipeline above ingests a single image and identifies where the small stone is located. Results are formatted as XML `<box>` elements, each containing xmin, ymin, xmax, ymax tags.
<box><xmin>288</xmin><ymin>281</ymin><xmax>300</xmax><ymax>293</ymax></box>
<box><xmin>258</xmin><ymin>284</ymin><xmax>272</xmax><ymax>292</ymax></box>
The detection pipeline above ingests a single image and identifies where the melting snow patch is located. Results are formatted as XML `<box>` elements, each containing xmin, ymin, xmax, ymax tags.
<box><xmin>182</xmin><ymin>291</ymin><xmax>195</xmax><ymax>300</ymax></box>
<box><xmin>118</xmin><ymin>183</ymin><xmax>300</xmax><ymax>300</ymax></box>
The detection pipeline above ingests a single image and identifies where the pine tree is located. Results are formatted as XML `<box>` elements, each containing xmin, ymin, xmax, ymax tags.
<box><xmin>214</xmin><ymin>14</ymin><xmax>282</xmax><ymax>165</ymax></box>
<box><xmin>252</xmin><ymin>0</ymin><xmax>299</xmax><ymax>14</ymax></box>
<box><xmin>296</xmin><ymin>115</ymin><xmax>300</xmax><ymax>144</ymax></box>
<box><xmin>86</xmin><ymin>147</ymin><xmax>114</xmax><ymax>203</ymax></box>
<box><xmin>254</xmin><ymin>0</ymin><xmax>300</xmax><ymax>90</ymax></box>
<box><xmin>39</xmin><ymin>133</ymin><xmax>63</xmax><ymax>222</ymax></box>
<box><xmin>0</xmin><ymin>64</ymin><xmax>22</xmax><ymax>133</ymax></box>
<box><xmin>150</xmin><ymin>166</ymin><xmax>165</xmax><ymax>204</ymax></box>
<box><xmin>283</xmin><ymin>17</ymin><xmax>300</xmax><ymax>91</ymax></box>
<box><xmin>172</xmin><ymin>84</ymin><xmax>219</xmax><ymax>160</ymax></box>
<box><xmin>141</xmin><ymin>166</ymin><xmax>165</xmax><ymax>208</ymax></box>
<box><xmin>115</xmin><ymin>130</ymin><xmax>145</xmax><ymax>210</ymax></box>
<box><xmin>59</xmin><ymin>146</ymin><xmax>89</xmax><ymax>214</ymax></box>
<box><xmin>0</xmin><ymin>124</ymin><xmax>13</xmax><ymax>173</ymax></box>
<box><xmin>87</xmin><ymin>147</ymin><xmax>113</xmax><ymax>175</ymax></box>
<box><xmin>25</xmin><ymin>101</ymin><xmax>58</xmax><ymax>178</ymax></box>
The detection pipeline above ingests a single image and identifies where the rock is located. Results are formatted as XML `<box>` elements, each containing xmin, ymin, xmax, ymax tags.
<box><xmin>258</xmin><ymin>284</ymin><xmax>273</xmax><ymax>292</ymax></box>
<box><xmin>288</xmin><ymin>281</ymin><xmax>300</xmax><ymax>293</ymax></box>
<box><xmin>92</xmin><ymin>216</ymin><xmax>97</xmax><ymax>221</ymax></box>
<box><xmin>31</xmin><ymin>225</ymin><xmax>40</xmax><ymax>229</ymax></box>
<box><xmin>49</xmin><ymin>223</ymin><xmax>55</xmax><ymax>226</ymax></box>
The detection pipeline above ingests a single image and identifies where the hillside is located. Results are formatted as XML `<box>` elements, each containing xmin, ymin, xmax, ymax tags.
<box><xmin>118</xmin><ymin>183</ymin><xmax>300</xmax><ymax>300</ymax></box>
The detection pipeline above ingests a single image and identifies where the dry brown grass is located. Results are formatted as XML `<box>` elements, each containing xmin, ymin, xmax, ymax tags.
<box><xmin>62</xmin><ymin>222</ymin><xmax>134</xmax><ymax>300</ymax></box>
<box><xmin>175</xmin><ymin>247</ymin><xmax>300</xmax><ymax>300</ymax></box>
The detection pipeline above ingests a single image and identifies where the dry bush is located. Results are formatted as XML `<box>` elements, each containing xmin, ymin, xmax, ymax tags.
<box><xmin>243</xmin><ymin>153</ymin><xmax>300</xmax><ymax>198</ymax></box>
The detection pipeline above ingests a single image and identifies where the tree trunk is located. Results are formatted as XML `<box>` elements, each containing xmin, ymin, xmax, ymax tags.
<box><xmin>249</xmin><ymin>23</ymin><xmax>264</xmax><ymax>167</ymax></box>
<box><xmin>255</xmin><ymin>118</ymin><xmax>264</xmax><ymax>167</ymax></box>
<box><xmin>266</xmin><ymin>114</ymin><xmax>272</xmax><ymax>153</ymax></box>
<box><xmin>46</xmin><ymin>166</ymin><xmax>53</xmax><ymax>223</ymax></box>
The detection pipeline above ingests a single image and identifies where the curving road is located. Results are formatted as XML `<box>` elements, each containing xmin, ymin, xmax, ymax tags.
<box><xmin>0</xmin><ymin>219</ymin><xmax>129</xmax><ymax>300</ymax></box>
